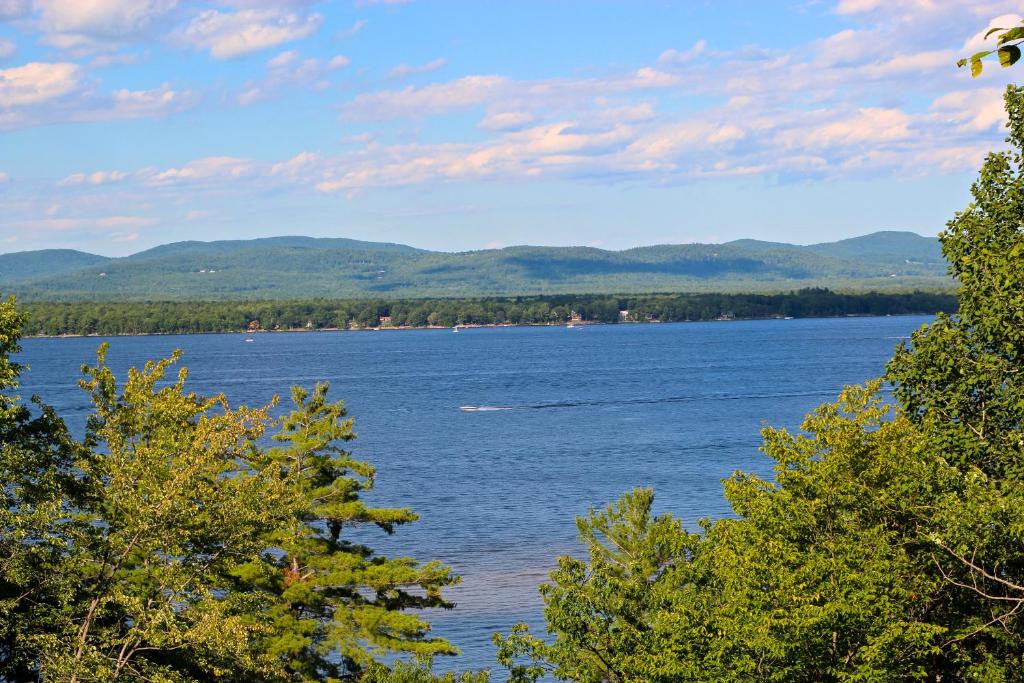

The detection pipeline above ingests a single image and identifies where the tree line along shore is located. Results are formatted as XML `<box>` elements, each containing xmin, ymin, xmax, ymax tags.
<box><xmin>18</xmin><ymin>288</ymin><xmax>956</xmax><ymax>337</ymax></box>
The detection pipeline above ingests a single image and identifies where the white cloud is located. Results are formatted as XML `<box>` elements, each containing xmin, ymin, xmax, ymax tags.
<box><xmin>931</xmin><ymin>87</ymin><xmax>1006</xmax><ymax>132</ymax></box>
<box><xmin>147</xmin><ymin>156</ymin><xmax>255</xmax><ymax>185</ymax></box>
<box><xmin>0</xmin><ymin>62</ymin><xmax>80</xmax><ymax>107</ymax></box>
<box><xmin>238</xmin><ymin>52</ymin><xmax>336</xmax><ymax>105</ymax></box>
<box><xmin>267</xmin><ymin>49</ymin><xmax>298</xmax><ymax>68</ymax></box>
<box><xmin>104</xmin><ymin>83</ymin><xmax>198</xmax><ymax>119</ymax></box>
<box><xmin>327</xmin><ymin>54</ymin><xmax>350</xmax><ymax>69</ymax></box>
<box><xmin>344</xmin><ymin>67</ymin><xmax>682</xmax><ymax>122</ymax></box>
<box><xmin>34</xmin><ymin>0</ymin><xmax>178</xmax><ymax>53</ymax></box>
<box><xmin>0</xmin><ymin>171</ymin><xmax>8</xmax><ymax>183</ymax></box>
<box><xmin>270</xmin><ymin>151</ymin><xmax>321</xmax><ymax>178</ymax></box>
<box><xmin>177</xmin><ymin>8</ymin><xmax>323</xmax><ymax>59</ymax></box>
<box><xmin>337</xmin><ymin>19</ymin><xmax>367</xmax><ymax>39</ymax></box>
<box><xmin>835</xmin><ymin>0</ymin><xmax>936</xmax><ymax>15</ymax></box>
<box><xmin>344</xmin><ymin>75</ymin><xmax>509</xmax><ymax>120</ymax></box>
<box><xmin>962</xmin><ymin>13</ymin><xmax>1023</xmax><ymax>52</ymax></box>
<box><xmin>388</xmin><ymin>57</ymin><xmax>447</xmax><ymax>79</ymax></box>
<box><xmin>478</xmin><ymin>110</ymin><xmax>535</xmax><ymax>132</ymax></box>
<box><xmin>657</xmin><ymin>40</ymin><xmax>706</xmax><ymax>66</ymax></box>
<box><xmin>775</xmin><ymin>108</ymin><xmax>914</xmax><ymax>149</ymax></box>
<box><xmin>58</xmin><ymin>170</ymin><xmax>129</xmax><ymax>187</ymax></box>
<box><xmin>815</xmin><ymin>29</ymin><xmax>877</xmax><ymax>66</ymax></box>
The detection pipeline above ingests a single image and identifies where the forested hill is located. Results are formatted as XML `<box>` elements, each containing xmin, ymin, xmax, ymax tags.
<box><xmin>0</xmin><ymin>231</ymin><xmax>951</xmax><ymax>302</ymax></box>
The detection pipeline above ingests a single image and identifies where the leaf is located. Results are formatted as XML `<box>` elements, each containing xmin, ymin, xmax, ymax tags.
<box><xmin>957</xmin><ymin>58</ymin><xmax>968</xmax><ymax>68</ymax></box>
<box><xmin>972</xmin><ymin>58</ymin><xmax>983</xmax><ymax>78</ymax></box>
<box><xmin>985</xmin><ymin>27</ymin><xmax>1007</xmax><ymax>39</ymax></box>
<box><xmin>971</xmin><ymin>50</ymin><xmax>993</xmax><ymax>61</ymax></box>
<box><xmin>997</xmin><ymin>27</ymin><xmax>1024</xmax><ymax>45</ymax></box>
<box><xmin>999</xmin><ymin>45</ymin><xmax>1022</xmax><ymax>68</ymax></box>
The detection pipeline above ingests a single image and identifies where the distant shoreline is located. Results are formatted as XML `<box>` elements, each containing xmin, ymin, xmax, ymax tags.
<box><xmin>25</xmin><ymin>312</ymin><xmax>936</xmax><ymax>340</ymax></box>
<box><xmin>17</xmin><ymin>290</ymin><xmax>955</xmax><ymax>338</ymax></box>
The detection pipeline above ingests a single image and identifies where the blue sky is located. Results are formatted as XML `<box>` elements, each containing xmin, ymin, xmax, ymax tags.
<box><xmin>0</xmin><ymin>0</ymin><xmax>1021</xmax><ymax>255</ymax></box>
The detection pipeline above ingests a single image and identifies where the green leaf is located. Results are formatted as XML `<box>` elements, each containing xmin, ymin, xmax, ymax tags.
<box><xmin>999</xmin><ymin>45</ymin><xmax>1022</xmax><ymax>68</ymax></box>
<box><xmin>970</xmin><ymin>50</ymin><xmax>993</xmax><ymax>61</ymax></box>
<box><xmin>997</xmin><ymin>27</ymin><xmax>1024</xmax><ymax>45</ymax></box>
<box><xmin>985</xmin><ymin>27</ymin><xmax>1007</xmax><ymax>39</ymax></box>
<box><xmin>957</xmin><ymin>58</ymin><xmax>968</xmax><ymax>68</ymax></box>
<box><xmin>971</xmin><ymin>58</ymin><xmax>983</xmax><ymax>78</ymax></box>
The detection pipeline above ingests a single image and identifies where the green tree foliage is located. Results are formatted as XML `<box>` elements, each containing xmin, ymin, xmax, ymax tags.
<box><xmin>0</xmin><ymin>295</ymin><xmax>463</xmax><ymax>681</ymax></box>
<box><xmin>17</xmin><ymin>290</ymin><xmax>956</xmax><ymax>337</ymax></box>
<box><xmin>240</xmin><ymin>384</ymin><xmax>460</xmax><ymax>679</ymax></box>
<box><xmin>495</xmin><ymin>489</ymin><xmax>709</xmax><ymax>682</ymax></box>
<box><xmin>887</xmin><ymin>83</ymin><xmax>1024</xmax><ymax>663</ymax></box>
<box><xmin>497</xmin><ymin>86</ymin><xmax>1024</xmax><ymax>682</ymax></box>
<box><xmin>0</xmin><ymin>297</ymin><xmax>86</xmax><ymax>680</ymax></box>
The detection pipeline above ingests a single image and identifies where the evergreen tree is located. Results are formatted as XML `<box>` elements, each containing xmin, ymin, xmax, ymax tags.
<box><xmin>241</xmin><ymin>383</ymin><xmax>460</xmax><ymax>679</ymax></box>
<box><xmin>0</xmin><ymin>296</ymin><xmax>463</xmax><ymax>681</ymax></box>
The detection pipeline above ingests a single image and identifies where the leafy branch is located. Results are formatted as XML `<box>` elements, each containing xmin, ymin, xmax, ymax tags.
<box><xmin>959</xmin><ymin>24</ymin><xmax>1024</xmax><ymax>76</ymax></box>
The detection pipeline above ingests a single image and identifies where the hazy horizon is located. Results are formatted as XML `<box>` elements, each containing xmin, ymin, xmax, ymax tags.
<box><xmin>0</xmin><ymin>228</ymin><xmax>935</xmax><ymax>259</ymax></box>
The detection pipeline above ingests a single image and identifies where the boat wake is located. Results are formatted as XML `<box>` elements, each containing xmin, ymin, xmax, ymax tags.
<box><xmin>459</xmin><ymin>388</ymin><xmax>887</xmax><ymax>413</ymax></box>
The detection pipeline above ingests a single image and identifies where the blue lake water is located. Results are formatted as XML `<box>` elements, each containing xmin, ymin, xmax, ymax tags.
<box><xmin>17</xmin><ymin>316</ymin><xmax>926</xmax><ymax>673</ymax></box>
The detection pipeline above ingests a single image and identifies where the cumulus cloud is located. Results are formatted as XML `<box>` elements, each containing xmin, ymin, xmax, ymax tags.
<box><xmin>237</xmin><ymin>51</ymin><xmax>339</xmax><ymax>105</ymax></box>
<box><xmin>34</xmin><ymin>0</ymin><xmax>178</xmax><ymax>53</ymax></box>
<box><xmin>388</xmin><ymin>57</ymin><xmax>447</xmax><ymax>79</ymax></box>
<box><xmin>777</xmin><ymin>108</ymin><xmax>914</xmax><ymax>149</ymax></box>
<box><xmin>327</xmin><ymin>54</ymin><xmax>350</xmax><ymax>69</ymax></box>
<box><xmin>478</xmin><ymin>110</ymin><xmax>536</xmax><ymax>132</ymax></box>
<box><xmin>657</xmin><ymin>40</ymin><xmax>706</xmax><ymax>66</ymax></box>
<box><xmin>177</xmin><ymin>8</ymin><xmax>323</xmax><ymax>59</ymax></box>
<box><xmin>344</xmin><ymin>67</ymin><xmax>681</xmax><ymax>122</ymax></box>
<box><xmin>931</xmin><ymin>87</ymin><xmax>1006</xmax><ymax>132</ymax></box>
<box><xmin>146</xmin><ymin>156</ymin><xmax>256</xmax><ymax>185</ymax></box>
<box><xmin>344</xmin><ymin>75</ymin><xmax>509</xmax><ymax>120</ymax></box>
<box><xmin>270</xmin><ymin>151</ymin><xmax>321</xmax><ymax>178</ymax></box>
<box><xmin>8</xmin><ymin>0</ymin><xmax>1018</xmax><ymax>207</ymax></box>
<box><xmin>58</xmin><ymin>170</ymin><xmax>129</xmax><ymax>187</ymax></box>
<box><xmin>0</xmin><ymin>62</ymin><xmax>80</xmax><ymax>107</ymax></box>
<box><xmin>105</xmin><ymin>83</ymin><xmax>198</xmax><ymax>118</ymax></box>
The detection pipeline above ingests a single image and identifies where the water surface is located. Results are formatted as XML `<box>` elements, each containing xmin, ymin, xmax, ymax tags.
<box><xmin>19</xmin><ymin>317</ymin><xmax>924</xmax><ymax>671</ymax></box>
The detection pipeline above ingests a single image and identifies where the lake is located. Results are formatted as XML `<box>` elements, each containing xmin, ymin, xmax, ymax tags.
<box><xmin>17</xmin><ymin>316</ymin><xmax>926</xmax><ymax>672</ymax></box>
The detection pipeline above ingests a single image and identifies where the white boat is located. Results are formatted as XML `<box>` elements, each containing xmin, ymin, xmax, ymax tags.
<box><xmin>244</xmin><ymin>338</ymin><xmax>255</xmax><ymax>342</ymax></box>
<box><xmin>453</xmin><ymin>325</ymin><xmax>460</xmax><ymax>333</ymax></box>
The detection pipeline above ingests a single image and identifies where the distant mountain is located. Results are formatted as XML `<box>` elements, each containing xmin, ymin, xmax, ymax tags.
<box><xmin>0</xmin><ymin>231</ymin><xmax>952</xmax><ymax>302</ymax></box>
<box><xmin>128</xmin><ymin>236</ymin><xmax>423</xmax><ymax>261</ymax></box>
<box><xmin>0</xmin><ymin>249</ymin><xmax>111</xmax><ymax>283</ymax></box>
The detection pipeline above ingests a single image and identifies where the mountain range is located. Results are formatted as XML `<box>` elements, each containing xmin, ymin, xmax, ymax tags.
<box><xmin>0</xmin><ymin>231</ymin><xmax>951</xmax><ymax>301</ymax></box>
